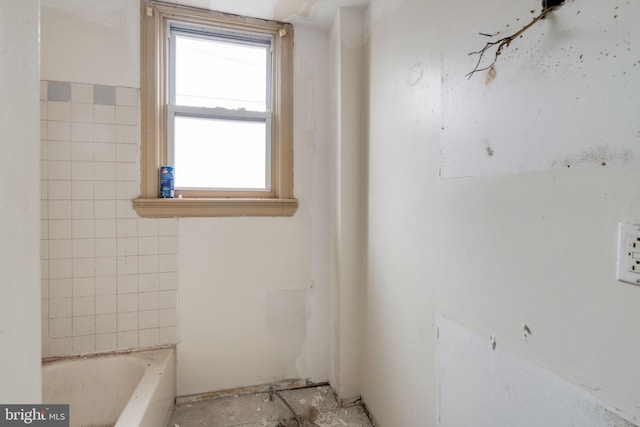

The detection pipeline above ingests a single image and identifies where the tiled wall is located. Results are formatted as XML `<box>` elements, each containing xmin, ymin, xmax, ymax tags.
<box><xmin>40</xmin><ymin>80</ymin><xmax>178</xmax><ymax>357</ymax></box>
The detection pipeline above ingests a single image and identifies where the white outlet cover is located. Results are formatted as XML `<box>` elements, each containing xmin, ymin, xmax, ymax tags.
<box><xmin>617</xmin><ymin>223</ymin><xmax>640</xmax><ymax>286</ymax></box>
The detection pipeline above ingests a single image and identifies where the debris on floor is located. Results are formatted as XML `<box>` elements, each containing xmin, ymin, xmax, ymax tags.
<box><xmin>168</xmin><ymin>385</ymin><xmax>373</xmax><ymax>427</ymax></box>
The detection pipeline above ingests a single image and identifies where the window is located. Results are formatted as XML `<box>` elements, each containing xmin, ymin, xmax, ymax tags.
<box><xmin>134</xmin><ymin>1</ymin><xmax>297</xmax><ymax>217</ymax></box>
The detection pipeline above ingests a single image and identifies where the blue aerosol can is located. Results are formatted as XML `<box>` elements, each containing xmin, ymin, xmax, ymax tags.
<box><xmin>159</xmin><ymin>166</ymin><xmax>175</xmax><ymax>198</ymax></box>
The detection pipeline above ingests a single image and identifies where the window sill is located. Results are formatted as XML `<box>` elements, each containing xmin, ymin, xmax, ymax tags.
<box><xmin>132</xmin><ymin>197</ymin><xmax>298</xmax><ymax>218</ymax></box>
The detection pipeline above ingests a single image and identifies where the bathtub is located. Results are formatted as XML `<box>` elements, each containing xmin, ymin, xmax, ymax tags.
<box><xmin>42</xmin><ymin>347</ymin><xmax>175</xmax><ymax>427</ymax></box>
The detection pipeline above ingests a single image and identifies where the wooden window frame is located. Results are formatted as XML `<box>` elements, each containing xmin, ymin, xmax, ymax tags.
<box><xmin>134</xmin><ymin>1</ymin><xmax>297</xmax><ymax>218</ymax></box>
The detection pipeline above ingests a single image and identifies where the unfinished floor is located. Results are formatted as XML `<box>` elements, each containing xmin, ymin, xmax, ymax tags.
<box><xmin>168</xmin><ymin>385</ymin><xmax>374</xmax><ymax>427</ymax></box>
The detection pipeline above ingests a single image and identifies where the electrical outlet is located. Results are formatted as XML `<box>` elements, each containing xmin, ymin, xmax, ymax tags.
<box><xmin>617</xmin><ymin>223</ymin><xmax>640</xmax><ymax>286</ymax></box>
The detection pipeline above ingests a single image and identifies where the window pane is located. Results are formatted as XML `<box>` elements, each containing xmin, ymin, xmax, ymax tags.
<box><xmin>174</xmin><ymin>116</ymin><xmax>267</xmax><ymax>190</ymax></box>
<box><xmin>175</xmin><ymin>34</ymin><xmax>268</xmax><ymax>111</ymax></box>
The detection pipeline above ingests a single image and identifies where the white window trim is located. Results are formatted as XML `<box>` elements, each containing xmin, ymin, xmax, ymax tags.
<box><xmin>134</xmin><ymin>0</ymin><xmax>297</xmax><ymax>217</ymax></box>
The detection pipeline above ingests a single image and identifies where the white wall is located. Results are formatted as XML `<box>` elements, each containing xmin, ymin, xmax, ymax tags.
<box><xmin>327</xmin><ymin>7</ymin><xmax>366</xmax><ymax>403</ymax></box>
<box><xmin>39</xmin><ymin>0</ymin><xmax>333</xmax><ymax>395</ymax></box>
<box><xmin>0</xmin><ymin>0</ymin><xmax>42</xmax><ymax>403</ymax></box>
<box><xmin>362</xmin><ymin>0</ymin><xmax>640</xmax><ymax>425</ymax></box>
<box><xmin>177</xmin><ymin>25</ymin><xmax>332</xmax><ymax>396</ymax></box>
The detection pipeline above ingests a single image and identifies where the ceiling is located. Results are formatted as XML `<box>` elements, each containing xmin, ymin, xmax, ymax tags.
<box><xmin>170</xmin><ymin>0</ymin><xmax>369</xmax><ymax>29</ymax></box>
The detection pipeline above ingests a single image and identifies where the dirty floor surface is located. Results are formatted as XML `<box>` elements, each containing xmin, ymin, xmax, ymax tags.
<box><xmin>168</xmin><ymin>385</ymin><xmax>373</xmax><ymax>427</ymax></box>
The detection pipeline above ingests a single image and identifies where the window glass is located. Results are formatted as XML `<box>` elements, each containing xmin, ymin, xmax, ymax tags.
<box><xmin>174</xmin><ymin>33</ymin><xmax>269</xmax><ymax>111</ymax></box>
<box><xmin>173</xmin><ymin>116</ymin><xmax>268</xmax><ymax>190</ymax></box>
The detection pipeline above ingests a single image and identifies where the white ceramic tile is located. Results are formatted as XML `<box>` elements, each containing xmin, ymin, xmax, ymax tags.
<box><xmin>115</xmin><ymin>124</ymin><xmax>138</xmax><ymax>144</ymax></box>
<box><xmin>117</xmin><ymin>219</ymin><xmax>137</xmax><ymax>237</ymax></box>
<box><xmin>138</xmin><ymin>310</ymin><xmax>159</xmax><ymax>329</ymax></box>
<box><xmin>158</xmin><ymin>308</ymin><xmax>177</xmax><ymax>328</ymax></box>
<box><xmin>41</xmin><ymin>160</ymin><xmax>49</xmax><ymax>182</ymax></box>
<box><xmin>116</xmin><ymin>182</ymin><xmax>138</xmax><ymax>200</ymax></box>
<box><xmin>48</xmin><ymin>141</ymin><xmax>71</xmax><ymax>161</ymax></box>
<box><xmin>124</xmin><ymin>255</ymin><xmax>139</xmax><ymax>275</ymax></box>
<box><xmin>96</xmin><ymin>314</ymin><xmax>117</xmax><ymax>334</ymax></box>
<box><xmin>115</xmin><ymin>106</ymin><xmax>137</xmax><ymax>125</ymax></box>
<box><xmin>95</xmin><ymin>256</ymin><xmax>117</xmax><ymax>276</ymax></box>
<box><xmin>94</xmin><ymin>181</ymin><xmax>116</xmax><ymax>200</ymax></box>
<box><xmin>40</xmin><ymin>140</ymin><xmax>48</xmax><ymax>162</ymax></box>
<box><xmin>158</xmin><ymin>291</ymin><xmax>177</xmax><ymax>309</ymax></box>
<box><xmin>157</xmin><ymin>255</ymin><xmax>177</xmax><ymax>274</ymax></box>
<box><xmin>49</xmin><ymin>259</ymin><xmax>72</xmax><ymax>279</ymax></box>
<box><xmin>72</xmin><ymin>277</ymin><xmax>95</xmax><ymax>298</ymax></box>
<box><xmin>48</xmin><ymin>160</ymin><xmax>72</xmax><ymax>180</ymax></box>
<box><xmin>72</xmin><ymin>335</ymin><xmax>96</xmax><ymax>353</ymax></box>
<box><xmin>138</xmin><ymin>219</ymin><xmax>158</xmax><ymax>237</ymax></box>
<box><xmin>49</xmin><ymin>317</ymin><xmax>72</xmax><ymax>338</ymax></box>
<box><xmin>115</xmin><ymin>144</ymin><xmax>138</xmax><ymax>163</ymax></box>
<box><xmin>48</xmin><ymin>180</ymin><xmax>71</xmax><ymax>200</ymax></box>
<box><xmin>41</xmin><ymin>120</ymin><xmax>48</xmax><ymax>140</ymax></box>
<box><xmin>158</xmin><ymin>272</ymin><xmax>178</xmax><ymax>291</ymax></box>
<box><xmin>49</xmin><ymin>220</ymin><xmax>71</xmax><ymax>240</ymax></box>
<box><xmin>71</xmin><ymin>83</ymin><xmax>93</xmax><ymax>103</ymax></box>
<box><xmin>41</xmin><ymin>200</ymin><xmax>49</xmax><ymax>220</ymax></box>
<box><xmin>159</xmin><ymin>326</ymin><xmax>177</xmax><ymax>344</ymax></box>
<box><xmin>72</xmin><ymin>315</ymin><xmax>95</xmax><ymax>336</ymax></box>
<box><xmin>70</xmin><ymin>102</ymin><xmax>93</xmax><ymax>123</ymax></box>
<box><xmin>116</xmin><ymin>200</ymin><xmax>137</xmax><ymax>219</ymax></box>
<box><xmin>117</xmin><ymin>275</ymin><xmax>138</xmax><ymax>294</ymax></box>
<box><xmin>72</xmin><ymin>238</ymin><xmax>94</xmax><ymax>258</ymax></box>
<box><xmin>96</xmin><ymin>333</ymin><xmax>117</xmax><ymax>351</ymax></box>
<box><xmin>93</xmin><ymin>123</ymin><xmax>115</xmax><ymax>143</ymax></box>
<box><xmin>158</xmin><ymin>218</ymin><xmax>178</xmax><ymax>236</ymax></box>
<box><xmin>71</xmin><ymin>200</ymin><xmax>94</xmax><ymax>219</ymax></box>
<box><xmin>73</xmin><ymin>297</ymin><xmax>95</xmax><ymax>317</ymax></box>
<box><xmin>117</xmin><ymin>331</ymin><xmax>138</xmax><ymax>349</ymax></box>
<box><xmin>138</xmin><ymin>273</ymin><xmax>159</xmax><ymax>292</ymax></box>
<box><xmin>95</xmin><ymin>294</ymin><xmax>116</xmax><ymax>315</ymax></box>
<box><xmin>72</xmin><ymin>257</ymin><xmax>95</xmax><ymax>278</ymax></box>
<box><xmin>94</xmin><ymin>162</ymin><xmax>116</xmax><ymax>181</ymax></box>
<box><xmin>158</xmin><ymin>236</ymin><xmax>178</xmax><ymax>254</ymax></box>
<box><xmin>94</xmin><ymin>105</ymin><xmax>115</xmax><ymax>124</ymax></box>
<box><xmin>72</xmin><ymin>219</ymin><xmax>95</xmax><ymax>239</ymax></box>
<box><xmin>139</xmin><ymin>292</ymin><xmax>159</xmax><ymax>311</ymax></box>
<box><xmin>49</xmin><ymin>338</ymin><xmax>73</xmax><ymax>356</ymax></box>
<box><xmin>49</xmin><ymin>278</ymin><xmax>72</xmax><ymax>298</ymax></box>
<box><xmin>138</xmin><ymin>255</ymin><xmax>158</xmax><ymax>274</ymax></box>
<box><xmin>95</xmin><ymin>219</ymin><xmax>117</xmax><ymax>239</ymax></box>
<box><xmin>117</xmin><ymin>311</ymin><xmax>138</xmax><ymax>330</ymax></box>
<box><xmin>71</xmin><ymin>161</ymin><xmax>94</xmax><ymax>181</ymax></box>
<box><xmin>48</xmin><ymin>101</ymin><xmax>71</xmax><ymax>122</ymax></box>
<box><xmin>139</xmin><ymin>328</ymin><xmax>159</xmax><ymax>347</ymax></box>
<box><xmin>71</xmin><ymin>180</ymin><xmax>94</xmax><ymax>200</ymax></box>
<box><xmin>42</xmin><ymin>219</ymin><xmax>50</xmax><ymax>238</ymax></box>
<box><xmin>94</xmin><ymin>143</ymin><xmax>116</xmax><ymax>162</ymax></box>
<box><xmin>116</xmin><ymin>162</ymin><xmax>138</xmax><ymax>182</ymax></box>
<box><xmin>40</xmin><ymin>101</ymin><xmax>48</xmax><ymax>121</ymax></box>
<box><xmin>138</xmin><ymin>236</ymin><xmax>158</xmax><ymax>256</ymax></box>
<box><xmin>41</xmin><ymin>240</ymin><xmax>49</xmax><ymax>260</ymax></box>
<box><xmin>117</xmin><ymin>238</ymin><xmax>138</xmax><ymax>257</ymax></box>
<box><xmin>48</xmin><ymin>121</ymin><xmax>71</xmax><ymax>141</ymax></box>
<box><xmin>94</xmin><ymin>200</ymin><xmax>116</xmax><ymax>219</ymax></box>
<box><xmin>95</xmin><ymin>238</ymin><xmax>117</xmax><ymax>259</ymax></box>
<box><xmin>48</xmin><ymin>200</ymin><xmax>72</xmax><ymax>220</ymax></box>
<box><xmin>40</xmin><ymin>81</ymin><xmax>48</xmax><ymax>101</ymax></box>
<box><xmin>117</xmin><ymin>293</ymin><xmax>139</xmax><ymax>315</ymax></box>
<box><xmin>48</xmin><ymin>239</ymin><xmax>72</xmax><ymax>260</ymax></box>
<box><xmin>71</xmin><ymin>142</ymin><xmax>94</xmax><ymax>161</ymax></box>
<box><xmin>116</xmin><ymin>87</ymin><xmax>138</xmax><ymax>107</ymax></box>
<box><xmin>41</xmin><ymin>260</ymin><xmax>49</xmax><ymax>279</ymax></box>
<box><xmin>95</xmin><ymin>276</ymin><xmax>117</xmax><ymax>295</ymax></box>
<box><xmin>49</xmin><ymin>298</ymin><xmax>72</xmax><ymax>319</ymax></box>
<box><xmin>71</xmin><ymin>121</ymin><xmax>93</xmax><ymax>141</ymax></box>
